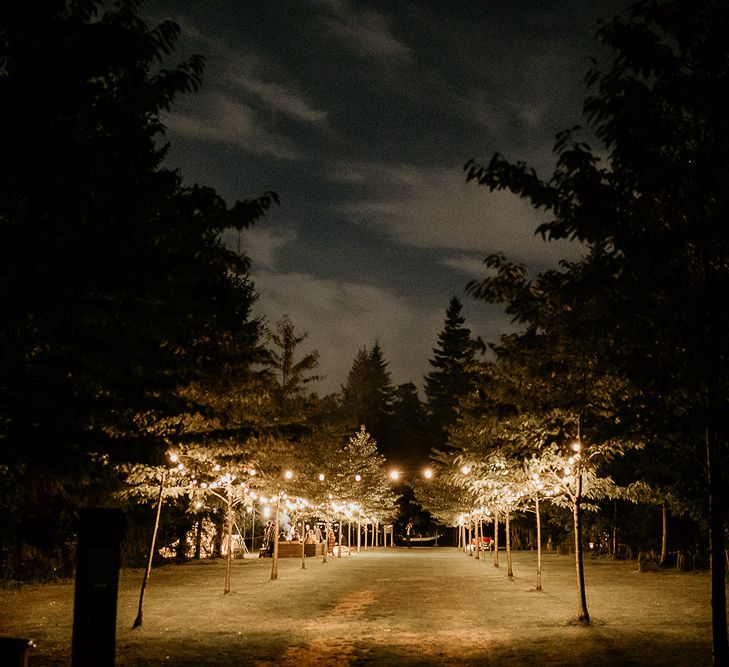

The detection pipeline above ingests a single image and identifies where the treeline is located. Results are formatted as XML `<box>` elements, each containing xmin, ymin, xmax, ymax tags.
<box><xmin>415</xmin><ymin>1</ymin><xmax>729</xmax><ymax>660</ymax></box>
<box><xmin>0</xmin><ymin>0</ymin><xmax>472</xmax><ymax>581</ymax></box>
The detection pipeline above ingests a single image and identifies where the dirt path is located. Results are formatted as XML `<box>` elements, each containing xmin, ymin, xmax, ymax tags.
<box><xmin>0</xmin><ymin>547</ymin><xmax>716</xmax><ymax>665</ymax></box>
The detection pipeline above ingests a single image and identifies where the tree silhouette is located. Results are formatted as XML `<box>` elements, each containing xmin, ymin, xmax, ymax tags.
<box><xmin>424</xmin><ymin>296</ymin><xmax>478</xmax><ymax>442</ymax></box>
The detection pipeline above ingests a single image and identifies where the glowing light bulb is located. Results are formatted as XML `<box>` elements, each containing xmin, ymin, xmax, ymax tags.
<box><xmin>461</xmin><ymin>465</ymin><xmax>471</xmax><ymax>475</ymax></box>
<box><xmin>319</xmin><ymin>473</ymin><xmax>325</xmax><ymax>481</ymax></box>
<box><xmin>284</xmin><ymin>470</ymin><xmax>293</xmax><ymax>480</ymax></box>
<box><xmin>355</xmin><ymin>474</ymin><xmax>362</xmax><ymax>482</ymax></box>
<box><xmin>169</xmin><ymin>453</ymin><xmax>178</xmax><ymax>463</ymax></box>
<box><xmin>423</xmin><ymin>468</ymin><xmax>433</xmax><ymax>479</ymax></box>
<box><xmin>389</xmin><ymin>470</ymin><xmax>400</xmax><ymax>481</ymax></box>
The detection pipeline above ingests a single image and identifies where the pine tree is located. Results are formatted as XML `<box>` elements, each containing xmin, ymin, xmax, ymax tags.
<box><xmin>424</xmin><ymin>296</ymin><xmax>478</xmax><ymax>441</ymax></box>
<box><xmin>268</xmin><ymin>315</ymin><xmax>321</xmax><ymax>419</ymax></box>
<box><xmin>339</xmin><ymin>342</ymin><xmax>395</xmax><ymax>450</ymax></box>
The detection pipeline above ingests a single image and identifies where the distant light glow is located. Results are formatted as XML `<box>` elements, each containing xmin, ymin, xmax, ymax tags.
<box><xmin>461</xmin><ymin>465</ymin><xmax>471</xmax><ymax>475</ymax></box>
<box><xmin>572</xmin><ymin>442</ymin><xmax>581</xmax><ymax>452</ymax></box>
<box><xmin>284</xmin><ymin>470</ymin><xmax>294</xmax><ymax>480</ymax></box>
<box><xmin>389</xmin><ymin>470</ymin><xmax>400</xmax><ymax>481</ymax></box>
<box><xmin>169</xmin><ymin>453</ymin><xmax>178</xmax><ymax>463</ymax></box>
<box><xmin>319</xmin><ymin>473</ymin><xmax>325</xmax><ymax>481</ymax></box>
<box><xmin>423</xmin><ymin>468</ymin><xmax>433</xmax><ymax>479</ymax></box>
<box><xmin>355</xmin><ymin>474</ymin><xmax>362</xmax><ymax>482</ymax></box>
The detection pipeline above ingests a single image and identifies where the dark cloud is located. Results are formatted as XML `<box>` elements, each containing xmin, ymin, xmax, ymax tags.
<box><xmin>147</xmin><ymin>0</ymin><xmax>627</xmax><ymax>394</ymax></box>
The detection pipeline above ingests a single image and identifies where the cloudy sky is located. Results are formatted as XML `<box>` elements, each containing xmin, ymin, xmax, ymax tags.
<box><xmin>146</xmin><ymin>0</ymin><xmax>627</xmax><ymax>395</ymax></box>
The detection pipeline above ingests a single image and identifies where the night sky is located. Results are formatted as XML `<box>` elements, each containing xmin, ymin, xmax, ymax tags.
<box><xmin>145</xmin><ymin>0</ymin><xmax>627</xmax><ymax>394</ymax></box>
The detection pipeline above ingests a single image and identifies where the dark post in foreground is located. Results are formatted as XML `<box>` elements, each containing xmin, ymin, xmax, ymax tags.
<box><xmin>71</xmin><ymin>508</ymin><xmax>125</xmax><ymax>666</ymax></box>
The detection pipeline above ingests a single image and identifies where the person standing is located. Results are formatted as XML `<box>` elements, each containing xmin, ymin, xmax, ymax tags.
<box><xmin>406</xmin><ymin>522</ymin><xmax>413</xmax><ymax>549</ymax></box>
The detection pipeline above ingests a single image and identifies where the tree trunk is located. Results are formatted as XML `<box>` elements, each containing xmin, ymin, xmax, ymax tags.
<box><xmin>224</xmin><ymin>491</ymin><xmax>233</xmax><ymax>594</ymax></box>
<box><xmin>194</xmin><ymin>514</ymin><xmax>203</xmax><ymax>560</ymax></box>
<box><xmin>493</xmin><ymin>513</ymin><xmax>499</xmax><ymax>568</ymax></box>
<box><xmin>506</xmin><ymin>510</ymin><xmax>513</xmax><ymax>577</ymax></box>
<box><xmin>706</xmin><ymin>411</ymin><xmax>728</xmax><ymax>664</ymax></box>
<box><xmin>271</xmin><ymin>497</ymin><xmax>280</xmax><ymax>580</ymax></box>
<box><xmin>133</xmin><ymin>471</ymin><xmax>165</xmax><ymax>629</ymax></box>
<box><xmin>475</xmin><ymin>518</ymin><xmax>481</xmax><ymax>560</ymax></box>
<box><xmin>536</xmin><ymin>496</ymin><xmax>542</xmax><ymax>591</ymax></box>
<box><xmin>611</xmin><ymin>502</ymin><xmax>617</xmax><ymax>560</ymax></box>
<box><xmin>573</xmin><ymin>481</ymin><xmax>589</xmax><ymax>624</ymax></box>
<box><xmin>660</xmin><ymin>502</ymin><xmax>668</xmax><ymax>567</ymax></box>
<box><xmin>338</xmin><ymin>521</ymin><xmax>343</xmax><ymax>559</ymax></box>
<box><xmin>301</xmin><ymin>529</ymin><xmax>306</xmax><ymax>570</ymax></box>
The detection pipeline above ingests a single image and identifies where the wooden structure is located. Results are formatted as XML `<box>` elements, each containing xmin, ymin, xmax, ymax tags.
<box><xmin>276</xmin><ymin>542</ymin><xmax>325</xmax><ymax>558</ymax></box>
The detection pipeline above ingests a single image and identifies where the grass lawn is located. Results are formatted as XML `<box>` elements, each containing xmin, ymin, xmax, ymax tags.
<box><xmin>0</xmin><ymin>547</ymin><xmax>722</xmax><ymax>665</ymax></box>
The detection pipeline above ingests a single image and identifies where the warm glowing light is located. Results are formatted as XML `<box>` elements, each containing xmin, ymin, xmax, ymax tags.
<box><xmin>389</xmin><ymin>470</ymin><xmax>400</xmax><ymax>481</ymax></box>
<box><xmin>214</xmin><ymin>464</ymin><xmax>220</xmax><ymax>472</ymax></box>
<box><xmin>169</xmin><ymin>453</ymin><xmax>178</xmax><ymax>463</ymax></box>
<box><xmin>461</xmin><ymin>465</ymin><xmax>471</xmax><ymax>475</ymax></box>
<box><xmin>423</xmin><ymin>468</ymin><xmax>433</xmax><ymax>479</ymax></box>
<box><xmin>177</xmin><ymin>463</ymin><xmax>184</xmax><ymax>471</ymax></box>
<box><xmin>319</xmin><ymin>473</ymin><xmax>325</xmax><ymax>482</ymax></box>
<box><xmin>355</xmin><ymin>474</ymin><xmax>362</xmax><ymax>482</ymax></box>
<box><xmin>262</xmin><ymin>506</ymin><xmax>271</xmax><ymax>518</ymax></box>
<box><xmin>284</xmin><ymin>469</ymin><xmax>294</xmax><ymax>480</ymax></box>
<box><xmin>572</xmin><ymin>442</ymin><xmax>581</xmax><ymax>452</ymax></box>
<box><xmin>248</xmin><ymin>468</ymin><xmax>256</xmax><ymax>476</ymax></box>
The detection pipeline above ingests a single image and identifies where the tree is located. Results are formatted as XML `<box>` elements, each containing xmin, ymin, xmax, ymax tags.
<box><xmin>0</xmin><ymin>0</ymin><xmax>277</xmax><ymax>577</ymax></box>
<box><xmin>424</xmin><ymin>296</ymin><xmax>478</xmax><ymax>442</ymax></box>
<box><xmin>464</xmin><ymin>1</ymin><xmax>729</xmax><ymax>657</ymax></box>
<box><xmin>339</xmin><ymin>343</ymin><xmax>396</xmax><ymax>451</ymax></box>
<box><xmin>267</xmin><ymin>315</ymin><xmax>321</xmax><ymax>419</ymax></box>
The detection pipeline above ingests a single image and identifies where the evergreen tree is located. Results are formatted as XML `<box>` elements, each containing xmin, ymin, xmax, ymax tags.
<box><xmin>267</xmin><ymin>315</ymin><xmax>321</xmax><ymax>419</ymax></box>
<box><xmin>424</xmin><ymin>296</ymin><xmax>478</xmax><ymax>441</ymax></box>
<box><xmin>339</xmin><ymin>342</ymin><xmax>395</xmax><ymax>452</ymax></box>
<box><xmin>0</xmin><ymin>0</ymin><xmax>277</xmax><ymax>577</ymax></box>
<box><xmin>390</xmin><ymin>382</ymin><xmax>433</xmax><ymax>465</ymax></box>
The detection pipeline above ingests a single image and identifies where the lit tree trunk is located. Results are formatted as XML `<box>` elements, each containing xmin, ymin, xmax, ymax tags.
<box><xmin>611</xmin><ymin>502</ymin><xmax>617</xmax><ymax>560</ymax></box>
<box><xmin>251</xmin><ymin>507</ymin><xmax>256</xmax><ymax>554</ymax></box>
<box><xmin>271</xmin><ymin>496</ymin><xmax>280</xmax><ymax>580</ymax></box>
<box><xmin>493</xmin><ymin>513</ymin><xmax>499</xmax><ymax>568</ymax></box>
<box><xmin>467</xmin><ymin>519</ymin><xmax>472</xmax><ymax>557</ymax></box>
<box><xmin>301</xmin><ymin>525</ymin><xmax>306</xmax><ymax>570</ymax></box>
<box><xmin>475</xmin><ymin>518</ymin><xmax>480</xmax><ymax>561</ymax></box>
<box><xmin>348</xmin><ymin>520</ymin><xmax>352</xmax><ymax>557</ymax></box>
<box><xmin>224</xmin><ymin>489</ymin><xmax>233</xmax><ymax>595</ymax></box>
<box><xmin>133</xmin><ymin>471</ymin><xmax>166</xmax><ymax>629</ymax></box>
<box><xmin>357</xmin><ymin>520</ymin><xmax>361</xmax><ymax>553</ymax></box>
<box><xmin>194</xmin><ymin>514</ymin><xmax>203</xmax><ymax>560</ymax></box>
<box><xmin>536</xmin><ymin>496</ymin><xmax>542</xmax><ymax>591</ymax></box>
<box><xmin>660</xmin><ymin>502</ymin><xmax>668</xmax><ymax>567</ymax></box>
<box><xmin>506</xmin><ymin>510</ymin><xmax>513</xmax><ymax>577</ymax></box>
<box><xmin>573</xmin><ymin>473</ymin><xmax>589</xmax><ymax>624</ymax></box>
<box><xmin>338</xmin><ymin>520</ymin><xmax>343</xmax><ymax>559</ymax></box>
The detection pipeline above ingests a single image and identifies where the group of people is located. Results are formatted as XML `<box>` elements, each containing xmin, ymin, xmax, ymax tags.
<box><xmin>259</xmin><ymin>521</ymin><xmax>338</xmax><ymax>557</ymax></box>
